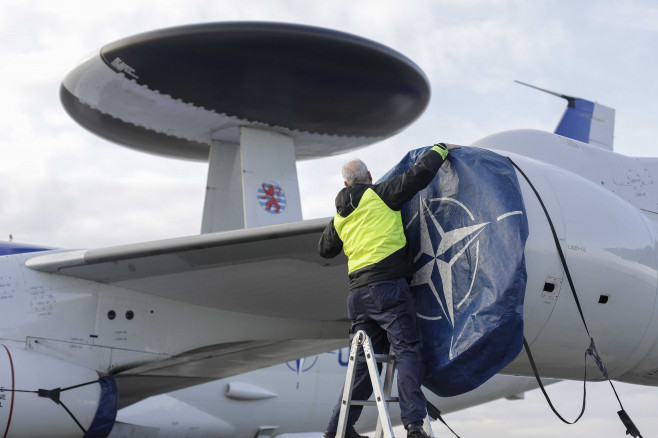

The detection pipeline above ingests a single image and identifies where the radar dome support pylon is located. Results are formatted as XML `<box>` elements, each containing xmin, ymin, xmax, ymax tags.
<box><xmin>202</xmin><ymin>128</ymin><xmax>302</xmax><ymax>233</ymax></box>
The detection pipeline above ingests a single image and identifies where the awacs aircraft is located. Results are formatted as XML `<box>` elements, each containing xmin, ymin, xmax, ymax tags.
<box><xmin>0</xmin><ymin>22</ymin><xmax>655</xmax><ymax>438</ymax></box>
<box><xmin>106</xmin><ymin>80</ymin><xmax>621</xmax><ymax>438</ymax></box>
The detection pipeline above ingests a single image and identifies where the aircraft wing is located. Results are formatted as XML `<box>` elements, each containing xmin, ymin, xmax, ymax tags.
<box><xmin>26</xmin><ymin>217</ymin><xmax>348</xmax><ymax>321</ymax></box>
<box><xmin>26</xmin><ymin>218</ymin><xmax>352</xmax><ymax>405</ymax></box>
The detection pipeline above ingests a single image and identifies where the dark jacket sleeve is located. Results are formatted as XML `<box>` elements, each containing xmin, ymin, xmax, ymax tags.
<box><xmin>373</xmin><ymin>146</ymin><xmax>447</xmax><ymax>211</ymax></box>
<box><xmin>318</xmin><ymin>218</ymin><xmax>343</xmax><ymax>258</ymax></box>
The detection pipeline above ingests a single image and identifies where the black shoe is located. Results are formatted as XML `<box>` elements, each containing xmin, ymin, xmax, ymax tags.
<box><xmin>406</xmin><ymin>423</ymin><xmax>429</xmax><ymax>438</ymax></box>
<box><xmin>324</xmin><ymin>428</ymin><xmax>369</xmax><ymax>438</ymax></box>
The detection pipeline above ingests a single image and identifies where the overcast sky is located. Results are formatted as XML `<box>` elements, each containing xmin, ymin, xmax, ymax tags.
<box><xmin>1</xmin><ymin>1</ymin><xmax>657</xmax><ymax>436</ymax></box>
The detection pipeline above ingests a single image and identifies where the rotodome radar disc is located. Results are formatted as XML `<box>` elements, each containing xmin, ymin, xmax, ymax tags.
<box><xmin>61</xmin><ymin>22</ymin><xmax>431</xmax><ymax>160</ymax></box>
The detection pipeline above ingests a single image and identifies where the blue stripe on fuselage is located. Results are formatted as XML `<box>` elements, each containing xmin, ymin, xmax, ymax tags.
<box><xmin>0</xmin><ymin>242</ymin><xmax>53</xmax><ymax>256</ymax></box>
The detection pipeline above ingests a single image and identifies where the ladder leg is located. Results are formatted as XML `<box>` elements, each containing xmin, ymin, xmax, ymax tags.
<box><xmin>422</xmin><ymin>414</ymin><xmax>435</xmax><ymax>438</ymax></box>
<box><xmin>374</xmin><ymin>346</ymin><xmax>396</xmax><ymax>438</ymax></box>
<box><xmin>336</xmin><ymin>331</ymin><xmax>364</xmax><ymax>438</ymax></box>
<box><xmin>374</xmin><ymin>419</ymin><xmax>384</xmax><ymax>438</ymax></box>
<box><xmin>362</xmin><ymin>336</ymin><xmax>395</xmax><ymax>438</ymax></box>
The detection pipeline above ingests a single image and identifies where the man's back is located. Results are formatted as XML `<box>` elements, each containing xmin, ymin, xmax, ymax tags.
<box><xmin>318</xmin><ymin>143</ymin><xmax>450</xmax><ymax>289</ymax></box>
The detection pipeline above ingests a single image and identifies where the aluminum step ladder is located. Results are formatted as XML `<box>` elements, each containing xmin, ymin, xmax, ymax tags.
<box><xmin>336</xmin><ymin>330</ymin><xmax>435</xmax><ymax>438</ymax></box>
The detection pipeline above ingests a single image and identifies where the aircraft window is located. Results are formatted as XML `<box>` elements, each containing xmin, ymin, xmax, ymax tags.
<box><xmin>107</xmin><ymin>310</ymin><xmax>116</xmax><ymax>320</ymax></box>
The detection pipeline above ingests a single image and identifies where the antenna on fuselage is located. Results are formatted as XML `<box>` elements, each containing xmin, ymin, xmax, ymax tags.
<box><xmin>515</xmin><ymin>80</ymin><xmax>615</xmax><ymax>150</ymax></box>
<box><xmin>60</xmin><ymin>22</ymin><xmax>430</xmax><ymax>233</ymax></box>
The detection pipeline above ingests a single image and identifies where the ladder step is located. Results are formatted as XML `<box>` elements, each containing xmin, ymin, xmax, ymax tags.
<box><xmin>351</xmin><ymin>397</ymin><xmax>399</xmax><ymax>406</ymax></box>
<box><xmin>356</xmin><ymin>354</ymin><xmax>395</xmax><ymax>363</ymax></box>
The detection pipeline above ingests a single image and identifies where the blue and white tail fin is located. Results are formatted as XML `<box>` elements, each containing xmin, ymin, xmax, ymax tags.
<box><xmin>515</xmin><ymin>80</ymin><xmax>615</xmax><ymax>150</ymax></box>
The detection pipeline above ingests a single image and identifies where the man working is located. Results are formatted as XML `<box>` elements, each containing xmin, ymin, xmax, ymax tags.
<box><xmin>318</xmin><ymin>143</ymin><xmax>457</xmax><ymax>438</ymax></box>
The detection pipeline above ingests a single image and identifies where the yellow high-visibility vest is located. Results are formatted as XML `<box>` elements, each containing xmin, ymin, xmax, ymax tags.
<box><xmin>333</xmin><ymin>188</ymin><xmax>406</xmax><ymax>273</ymax></box>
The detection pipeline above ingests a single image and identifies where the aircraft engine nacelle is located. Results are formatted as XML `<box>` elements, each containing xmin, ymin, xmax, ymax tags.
<box><xmin>479</xmin><ymin>133</ymin><xmax>658</xmax><ymax>385</ymax></box>
<box><xmin>0</xmin><ymin>345</ymin><xmax>117</xmax><ymax>438</ymax></box>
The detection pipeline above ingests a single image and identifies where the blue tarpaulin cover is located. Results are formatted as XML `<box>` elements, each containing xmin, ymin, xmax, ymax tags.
<box><xmin>380</xmin><ymin>146</ymin><xmax>529</xmax><ymax>397</ymax></box>
<box><xmin>84</xmin><ymin>376</ymin><xmax>118</xmax><ymax>438</ymax></box>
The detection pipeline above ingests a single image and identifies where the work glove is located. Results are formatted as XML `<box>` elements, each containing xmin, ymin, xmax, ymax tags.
<box><xmin>431</xmin><ymin>143</ymin><xmax>451</xmax><ymax>160</ymax></box>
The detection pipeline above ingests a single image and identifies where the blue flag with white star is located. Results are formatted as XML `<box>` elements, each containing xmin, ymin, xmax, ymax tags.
<box><xmin>380</xmin><ymin>146</ymin><xmax>529</xmax><ymax>397</ymax></box>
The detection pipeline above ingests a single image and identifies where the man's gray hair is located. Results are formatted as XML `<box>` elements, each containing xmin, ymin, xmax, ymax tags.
<box><xmin>342</xmin><ymin>159</ymin><xmax>370</xmax><ymax>185</ymax></box>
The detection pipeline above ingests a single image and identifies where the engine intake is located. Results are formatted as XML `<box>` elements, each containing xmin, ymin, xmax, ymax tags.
<box><xmin>0</xmin><ymin>345</ymin><xmax>117</xmax><ymax>438</ymax></box>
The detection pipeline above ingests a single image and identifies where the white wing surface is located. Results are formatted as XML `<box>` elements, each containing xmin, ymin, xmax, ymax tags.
<box><xmin>27</xmin><ymin>218</ymin><xmax>348</xmax><ymax>321</ymax></box>
<box><xmin>25</xmin><ymin>218</ymin><xmax>351</xmax><ymax>405</ymax></box>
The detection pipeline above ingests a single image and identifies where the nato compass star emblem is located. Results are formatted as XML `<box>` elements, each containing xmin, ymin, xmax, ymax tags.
<box><xmin>286</xmin><ymin>355</ymin><xmax>318</xmax><ymax>389</ymax></box>
<box><xmin>408</xmin><ymin>196</ymin><xmax>523</xmax><ymax>326</ymax></box>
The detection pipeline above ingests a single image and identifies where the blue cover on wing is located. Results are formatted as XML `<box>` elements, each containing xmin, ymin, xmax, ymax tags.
<box><xmin>379</xmin><ymin>146</ymin><xmax>529</xmax><ymax>396</ymax></box>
